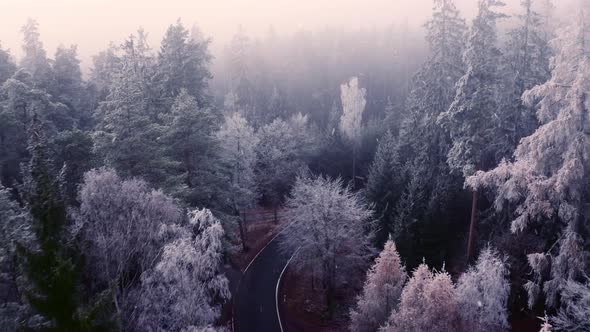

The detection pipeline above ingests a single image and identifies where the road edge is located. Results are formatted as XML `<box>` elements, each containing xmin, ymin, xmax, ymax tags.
<box><xmin>276</xmin><ymin>249</ymin><xmax>298</xmax><ymax>332</ymax></box>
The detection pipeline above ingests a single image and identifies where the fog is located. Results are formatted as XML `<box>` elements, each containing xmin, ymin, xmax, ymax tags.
<box><xmin>1</xmin><ymin>0</ymin><xmax>571</xmax><ymax>70</ymax></box>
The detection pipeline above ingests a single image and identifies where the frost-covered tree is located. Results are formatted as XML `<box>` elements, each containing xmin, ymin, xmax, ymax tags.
<box><xmin>0</xmin><ymin>68</ymin><xmax>73</xmax><ymax>185</ymax></box>
<box><xmin>365</xmin><ymin>131</ymin><xmax>402</xmax><ymax>247</ymax></box>
<box><xmin>0</xmin><ymin>185</ymin><xmax>30</xmax><ymax>330</ymax></box>
<box><xmin>19</xmin><ymin>19</ymin><xmax>53</xmax><ymax>89</ymax></box>
<box><xmin>255</xmin><ymin>114</ymin><xmax>317</xmax><ymax>218</ymax></box>
<box><xmin>226</xmin><ymin>28</ymin><xmax>253</xmax><ymax>112</ymax></box>
<box><xmin>498</xmin><ymin>0</ymin><xmax>551</xmax><ymax>158</ymax></box>
<box><xmin>75</xmin><ymin>167</ymin><xmax>182</xmax><ymax>329</ymax></box>
<box><xmin>551</xmin><ymin>280</ymin><xmax>590</xmax><ymax>332</ymax></box>
<box><xmin>17</xmin><ymin>116</ymin><xmax>93</xmax><ymax>330</ymax></box>
<box><xmin>340</xmin><ymin>77</ymin><xmax>366</xmax><ymax>187</ymax></box>
<box><xmin>383</xmin><ymin>264</ymin><xmax>459</xmax><ymax>332</ymax></box>
<box><xmin>467</xmin><ymin>5</ymin><xmax>590</xmax><ymax>309</ymax></box>
<box><xmin>350</xmin><ymin>240</ymin><xmax>407</xmax><ymax>332</ymax></box>
<box><xmin>0</xmin><ymin>43</ymin><xmax>16</xmax><ymax>85</ymax></box>
<box><xmin>438</xmin><ymin>0</ymin><xmax>507</xmax><ymax>260</ymax></box>
<box><xmin>217</xmin><ymin>112</ymin><xmax>258</xmax><ymax>250</ymax></box>
<box><xmin>52</xmin><ymin>45</ymin><xmax>87</xmax><ymax>119</ymax></box>
<box><xmin>279</xmin><ymin>175</ymin><xmax>374</xmax><ymax>316</ymax></box>
<box><xmin>156</xmin><ymin>20</ymin><xmax>212</xmax><ymax>108</ymax></box>
<box><xmin>163</xmin><ymin>89</ymin><xmax>221</xmax><ymax>204</ymax></box>
<box><xmin>367</xmin><ymin>0</ymin><xmax>465</xmax><ymax>253</ymax></box>
<box><xmin>93</xmin><ymin>31</ymin><xmax>170</xmax><ymax>186</ymax></box>
<box><xmin>138</xmin><ymin>209</ymin><xmax>230</xmax><ymax>332</ymax></box>
<box><xmin>456</xmin><ymin>247</ymin><xmax>510</xmax><ymax>332</ymax></box>
<box><xmin>539</xmin><ymin>315</ymin><xmax>553</xmax><ymax>332</ymax></box>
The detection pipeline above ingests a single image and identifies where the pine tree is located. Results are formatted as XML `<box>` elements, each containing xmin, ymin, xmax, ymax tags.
<box><xmin>52</xmin><ymin>45</ymin><xmax>86</xmax><ymax>120</ymax></box>
<box><xmin>365</xmin><ymin>131</ymin><xmax>402</xmax><ymax>247</ymax></box>
<box><xmin>20</xmin><ymin>19</ymin><xmax>53</xmax><ymax>90</ymax></box>
<box><xmin>0</xmin><ymin>43</ymin><xmax>16</xmax><ymax>85</ymax></box>
<box><xmin>157</xmin><ymin>20</ymin><xmax>212</xmax><ymax>108</ymax></box>
<box><xmin>163</xmin><ymin>89</ymin><xmax>222</xmax><ymax>206</ymax></box>
<box><xmin>368</xmin><ymin>0</ymin><xmax>465</xmax><ymax>253</ymax></box>
<box><xmin>94</xmin><ymin>31</ymin><xmax>171</xmax><ymax>187</ymax></box>
<box><xmin>17</xmin><ymin>115</ymin><xmax>89</xmax><ymax>331</ymax></box>
<box><xmin>467</xmin><ymin>3</ymin><xmax>590</xmax><ymax>308</ymax></box>
<box><xmin>498</xmin><ymin>0</ymin><xmax>551</xmax><ymax>159</ymax></box>
<box><xmin>437</xmin><ymin>0</ymin><xmax>507</xmax><ymax>260</ymax></box>
<box><xmin>350</xmin><ymin>240</ymin><xmax>407</xmax><ymax>332</ymax></box>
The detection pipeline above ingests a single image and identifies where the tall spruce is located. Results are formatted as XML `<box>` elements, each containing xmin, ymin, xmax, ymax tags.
<box><xmin>17</xmin><ymin>115</ymin><xmax>90</xmax><ymax>331</ymax></box>
<box><xmin>367</xmin><ymin>0</ymin><xmax>466</xmax><ymax>253</ymax></box>
<box><xmin>438</xmin><ymin>0</ymin><xmax>507</xmax><ymax>260</ymax></box>
<box><xmin>498</xmin><ymin>0</ymin><xmax>551</xmax><ymax>158</ymax></box>
<box><xmin>156</xmin><ymin>20</ymin><xmax>212</xmax><ymax>108</ymax></box>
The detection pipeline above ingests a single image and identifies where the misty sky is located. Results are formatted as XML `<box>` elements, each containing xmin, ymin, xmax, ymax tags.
<box><xmin>0</xmin><ymin>0</ymin><xmax>574</xmax><ymax>69</ymax></box>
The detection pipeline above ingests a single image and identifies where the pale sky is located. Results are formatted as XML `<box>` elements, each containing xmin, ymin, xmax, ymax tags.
<box><xmin>0</xmin><ymin>0</ymin><xmax>574</xmax><ymax>69</ymax></box>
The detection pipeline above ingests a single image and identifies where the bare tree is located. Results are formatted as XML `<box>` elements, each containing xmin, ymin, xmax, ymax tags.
<box><xmin>75</xmin><ymin>168</ymin><xmax>182</xmax><ymax>329</ymax></box>
<box><xmin>279</xmin><ymin>174</ymin><xmax>374</xmax><ymax>316</ymax></box>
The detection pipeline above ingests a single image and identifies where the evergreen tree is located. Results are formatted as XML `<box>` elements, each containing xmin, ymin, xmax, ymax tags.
<box><xmin>437</xmin><ymin>0</ymin><xmax>507</xmax><ymax>260</ymax></box>
<box><xmin>17</xmin><ymin>115</ymin><xmax>93</xmax><ymax>331</ymax></box>
<box><xmin>0</xmin><ymin>43</ymin><xmax>16</xmax><ymax>85</ymax></box>
<box><xmin>20</xmin><ymin>19</ymin><xmax>53</xmax><ymax>90</ymax></box>
<box><xmin>382</xmin><ymin>263</ymin><xmax>459</xmax><ymax>332</ymax></box>
<box><xmin>350</xmin><ymin>240</ymin><xmax>407</xmax><ymax>332</ymax></box>
<box><xmin>368</xmin><ymin>0</ymin><xmax>466</xmax><ymax>253</ymax></box>
<box><xmin>456</xmin><ymin>247</ymin><xmax>510</xmax><ymax>332</ymax></box>
<box><xmin>94</xmin><ymin>31</ymin><xmax>171</xmax><ymax>187</ymax></box>
<box><xmin>0</xmin><ymin>70</ymin><xmax>71</xmax><ymax>186</ymax></box>
<box><xmin>498</xmin><ymin>0</ymin><xmax>551</xmax><ymax>158</ymax></box>
<box><xmin>365</xmin><ymin>131</ymin><xmax>402</xmax><ymax>247</ymax></box>
<box><xmin>52</xmin><ymin>45</ymin><xmax>90</xmax><ymax>126</ymax></box>
<box><xmin>163</xmin><ymin>89</ymin><xmax>222</xmax><ymax>206</ymax></box>
<box><xmin>156</xmin><ymin>20</ymin><xmax>212</xmax><ymax>108</ymax></box>
<box><xmin>467</xmin><ymin>4</ymin><xmax>590</xmax><ymax>308</ymax></box>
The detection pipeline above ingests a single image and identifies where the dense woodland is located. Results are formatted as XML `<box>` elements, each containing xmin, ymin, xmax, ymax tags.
<box><xmin>0</xmin><ymin>0</ymin><xmax>589</xmax><ymax>331</ymax></box>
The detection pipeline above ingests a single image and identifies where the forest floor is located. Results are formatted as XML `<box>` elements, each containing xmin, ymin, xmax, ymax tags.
<box><xmin>279</xmin><ymin>267</ymin><xmax>362</xmax><ymax>331</ymax></box>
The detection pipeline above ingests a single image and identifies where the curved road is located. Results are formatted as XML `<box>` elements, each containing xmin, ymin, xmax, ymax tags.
<box><xmin>234</xmin><ymin>234</ymin><xmax>292</xmax><ymax>332</ymax></box>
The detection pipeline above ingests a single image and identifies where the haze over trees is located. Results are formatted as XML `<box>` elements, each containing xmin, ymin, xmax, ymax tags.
<box><xmin>1</xmin><ymin>0</ymin><xmax>590</xmax><ymax>331</ymax></box>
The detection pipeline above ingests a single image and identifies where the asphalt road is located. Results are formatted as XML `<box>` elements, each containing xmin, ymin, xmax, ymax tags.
<box><xmin>234</xmin><ymin>235</ymin><xmax>290</xmax><ymax>332</ymax></box>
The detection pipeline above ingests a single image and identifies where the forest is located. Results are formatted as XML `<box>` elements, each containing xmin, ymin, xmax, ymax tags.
<box><xmin>0</xmin><ymin>0</ymin><xmax>589</xmax><ymax>331</ymax></box>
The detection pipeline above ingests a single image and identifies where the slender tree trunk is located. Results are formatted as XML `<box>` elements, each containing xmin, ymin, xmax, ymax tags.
<box><xmin>112</xmin><ymin>286</ymin><xmax>123</xmax><ymax>331</ymax></box>
<box><xmin>238</xmin><ymin>212</ymin><xmax>248</xmax><ymax>252</ymax></box>
<box><xmin>352</xmin><ymin>145</ymin><xmax>357</xmax><ymax>189</ymax></box>
<box><xmin>466</xmin><ymin>189</ymin><xmax>478</xmax><ymax>261</ymax></box>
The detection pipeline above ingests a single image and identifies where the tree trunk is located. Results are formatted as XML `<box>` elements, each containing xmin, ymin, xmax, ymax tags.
<box><xmin>352</xmin><ymin>145</ymin><xmax>357</xmax><ymax>189</ymax></box>
<box><xmin>466</xmin><ymin>189</ymin><xmax>478</xmax><ymax>262</ymax></box>
<box><xmin>238</xmin><ymin>212</ymin><xmax>248</xmax><ymax>252</ymax></box>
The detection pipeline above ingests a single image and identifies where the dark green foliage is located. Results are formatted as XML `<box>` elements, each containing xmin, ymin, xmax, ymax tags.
<box><xmin>157</xmin><ymin>20</ymin><xmax>212</xmax><ymax>108</ymax></box>
<box><xmin>51</xmin><ymin>130</ymin><xmax>95</xmax><ymax>205</ymax></box>
<box><xmin>365</xmin><ymin>131</ymin><xmax>402</xmax><ymax>247</ymax></box>
<box><xmin>17</xmin><ymin>117</ymin><xmax>107</xmax><ymax>331</ymax></box>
